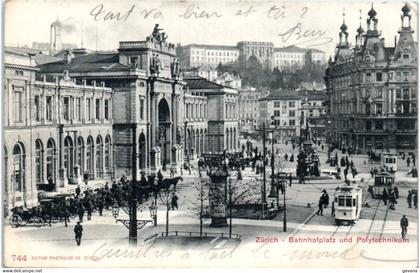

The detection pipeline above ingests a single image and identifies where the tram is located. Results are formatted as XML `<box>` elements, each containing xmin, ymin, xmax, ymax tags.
<box><xmin>372</xmin><ymin>172</ymin><xmax>395</xmax><ymax>198</ymax></box>
<box><xmin>382</xmin><ymin>153</ymin><xmax>398</xmax><ymax>172</ymax></box>
<box><xmin>333</xmin><ymin>181</ymin><xmax>363</xmax><ymax>225</ymax></box>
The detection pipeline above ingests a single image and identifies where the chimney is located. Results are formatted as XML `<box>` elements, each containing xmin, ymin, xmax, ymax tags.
<box><xmin>64</xmin><ymin>50</ymin><xmax>72</xmax><ymax>64</ymax></box>
<box><xmin>394</xmin><ymin>36</ymin><xmax>397</xmax><ymax>47</ymax></box>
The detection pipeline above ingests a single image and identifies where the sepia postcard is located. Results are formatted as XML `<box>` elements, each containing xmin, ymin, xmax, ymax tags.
<box><xmin>2</xmin><ymin>0</ymin><xmax>419</xmax><ymax>269</ymax></box>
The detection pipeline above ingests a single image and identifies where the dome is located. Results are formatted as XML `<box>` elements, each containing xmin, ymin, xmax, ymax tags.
<box><xmin>402</xmin><ymin>3</ymin><xmax>410</xmax><ymax>14</ymax></box>
<box><xmin>51</xmin><ymin>18</ymin><xmax>62</xmax><ymax>27</ymax></box>
<box><xmin>340</xmin><ymin>23</ymin><xmax>348</xmax><ymax>32</ymax></box>
<box><xmin>357</xmin><ymin>25</ymin><xmax>365</xmax><ymax>34</ymax></box>
<box><xmin>368</xmin><ymin>7</ymin><xmax>377</xmax><ymax>18</ymax></box>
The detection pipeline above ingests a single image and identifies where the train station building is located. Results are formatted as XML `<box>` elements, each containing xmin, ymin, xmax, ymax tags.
<box><xmin>4</xmin><ymin>27</ymin><xmax>240</xmax><ymax>210</ymax></box>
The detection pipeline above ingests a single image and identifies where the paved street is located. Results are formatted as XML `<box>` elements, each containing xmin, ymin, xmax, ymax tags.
<box><xmin>4</xmin><ymin>142</ymin><xmax>418</xmax><ymax>267</ymax></box>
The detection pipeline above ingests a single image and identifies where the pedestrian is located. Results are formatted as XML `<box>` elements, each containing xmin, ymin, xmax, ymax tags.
<box><xmin>83</xmin><ymin>171</ymin><xmax>89</xmax><ymax>185</ymax></box>
<box><xmin>389</xmin><ymin>193</ymin><xmax>396</xmax><ymax>210</ymax></box>
<box><xmin>370</xmin><ymin>169</ymin><xmax>374</xmax><ymax>178</ymax></box>
<box><xmin>61</xmin><ymin>201</ymin><xmax>70</xmax><ymax>227</ymax></box>
<box><xmin>413</xmin><ymin>193</ymin><xmax>418</xmax><ymax>209</ymax></box>
<box><xmin>382</xmin><ymin>188</ymin><xmax>388</xmax><ymax>205</ymax></box>
<box><xmin>77</xmin><ymin>202</ymin><xmax>85</xmax><ymax>222</ymax></box>
<box><xmin>331</xmin><ymin>201</ymin><xmax>335</xmax><ymax>216</ymax></box>
<box><xmin>393</xmin><ymin>186</ymin><xmax>399</xmax><ymax>199</ymax></box>
<box><xmin>74</xmin><ymin>221</ymin><xmax>83</xmax><ymax>246</ymax></box>
<box><xmin>289</xmin><ymin>174</ymin><xmax>293</xmax><ymax>187</ymax></box>
<box><xmin>368</xmin><ymin>185</ymin><xmax>375</xmax><ymax>199</ymax></box>
<box><xmin>407</xmin><ymin>157</ymin><xmax>411</xmax><ymax>167</ymax></box>
<box><xmin>344</xmin><ymin>168</ymin><xmax>348</xmax><ymax>181</ymax></box>
<box><xmin>171</xmin><ymin>193</ymin><xmax>179</xmax><ymax>210</ymax></box>
<box><xmin>400</xmin><ymin>215</ymin><xmax>408</xmax><ymax>239</ymax></box>
<box><xmin>279</xmin><ymin>183</ymin><xmax>285</xmax><ymax>195</ymax></box>
<box><xmin>316</xmin><ymin>197</ymin><xmax>324</xmax><ymax>216</ymax></box>
<box><xmin>322</xmin><ymin>190</ymin><xmax>329</xmax><ymax>209</ymax></box>
<box><xmin>97</xmin><ymin>196</ymin><xmax>104</xmax><ymax>216</ymax></box>
<box><xmin>75</xmin><ymin>186</ymin><xmax>81</xmax><ymax>197</ymax></box>
<box><xmin>407</xmin><ymin>190</ymin><xmax>412</xmax><ymax>208</ymax></box>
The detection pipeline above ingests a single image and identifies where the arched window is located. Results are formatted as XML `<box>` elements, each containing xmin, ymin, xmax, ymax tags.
<box><xmin>35</xmin><ymin>140</ymin><xmax>43</xmax><ymax>184</ymax></box>
<box><xmin>77</xmin><ymin>137</ymin><xmax>84</xmax><ymax>174</ymax></box>
<box><xmin>196</xmin><ymin>129</ymin><xmax>200</xmax><ymax>156</ymax></box>
<box><xmin>104</xmin><ymin>135</ymin><xmax>112</xmax><ymax>177</ymax></box>
<box><xmin>46</xmin><ymin>139</ymin><xmax>56</xmax><ymax>181</ymax></box>
<box><xmin>13</xmin><ymin>143</ymin><xmax>25</xmax><ymax>192</ymax></box>
<box><xmin>86</xmin><ymin>136</ymin><xmax>94</xmax><ymax>176</ymax></box>
<box><xmin>204</xmin><ymin>129</ymin><xmax>208</xmax><ymax>153</ymax></box>
<box><xmin>225</xmin><ymin>128</ymin><xmax>229</xmax><ymax>151</ymax></box>
<box><xmin>96</xmin><ymin>136</ymin><xmax>103</xmax><ymax>178</ymax></box>
<box><xmin>64</xmin><ymin>136</ymin><xmax>74</xmax><ymax>179</ymax></box>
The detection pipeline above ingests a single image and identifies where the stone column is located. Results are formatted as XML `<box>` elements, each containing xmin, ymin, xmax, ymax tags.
<box><xmin>58</xmin><ymin>124</ymin><xmax>68</xmax><ymax>188</ymax></box>
<box><xmin>73</xmin><ymin>131</ymin><xmax>82</xmax><ymax>184</ymax></box>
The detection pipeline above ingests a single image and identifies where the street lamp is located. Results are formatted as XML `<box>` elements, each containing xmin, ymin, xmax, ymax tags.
<box><xmin>281</xmin><ymin>179</ymin><xmax>287</xmax><ymax>232</ymax></box>
<box><xmin>268</xmin><ymin>128</ymin><xmax>278</xmax><ymax>199</ymax></box>
<box><xmin>149</xmin><ymin>202</ymin><xmax>157</xmax><ymax>226</ymax></box>
<box><xmin>112</xmin><ymin>204</ymin><xmax>119</xmax><ymax>222</ymax></box>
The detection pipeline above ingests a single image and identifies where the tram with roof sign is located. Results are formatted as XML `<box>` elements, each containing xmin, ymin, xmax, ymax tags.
<box><xmin>333</xmin><ymin>182</ymin><xmax>363</xmax><ymax>225</ymax></box>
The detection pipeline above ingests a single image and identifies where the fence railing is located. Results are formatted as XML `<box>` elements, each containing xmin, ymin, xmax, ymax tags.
<box><xmin>160</xmin><ymin>231</ymin><xmax>242</xmax><ymax>240</ymax></box>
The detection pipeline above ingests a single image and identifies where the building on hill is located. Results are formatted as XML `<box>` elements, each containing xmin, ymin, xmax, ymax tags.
<box><xmin>215</xmin><ymin>72</ymin><xmax>242</xmax><ymax>89</ymax></box>
<box><xmin>181</xmin><ymin>66</ymin><xmax>218</xmax><ymax>81</ymax></box>
<box><xmin>177</xmin><ymin>44</ymin><xmax>239</xmax><ymax>68</ymax></box>
<box><xmin>273</xmin><ymin>46</ymin><xmax>326</xmax><ymax>72</ymax></box>
<box><xmin>325</xmin><ymin>4</ymin><xmax>417</xmax><ymax>153</ymax></box>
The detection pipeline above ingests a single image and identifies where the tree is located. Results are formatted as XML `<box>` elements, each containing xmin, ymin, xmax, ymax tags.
<box><xmin>157</xmin><ymin>188</ymin><xmax>175</xmax><ymax>236</ymax></box>
<box><xmin>189</xmin><ymin>173</ymin><xmax>211</xmax><ymax>237</ymax></box>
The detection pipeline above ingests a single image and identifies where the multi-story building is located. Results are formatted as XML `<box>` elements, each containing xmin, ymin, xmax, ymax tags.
<box><xmin>4</xmin><ymin>48</ymin><xmax>113</xmax><ymax>212</ymax></box>
<box><xmin>215</xmin><ymin>72</ymin><xmax>242</xmax><ymax>89</ymax></box>
<box><xmin>237</xmin><ymin>41</ymin><xmax>273</xmax><ymax>68</ymax></box>
<box><xmin>183</xmin><ymin>90</ymin><xmax>208</xmax><ymax>160</ymax></box>
<box><xmin>39</xmin><ymin>35</ymin><xmax>188</xmax><ymax>176</ymax></box>
<box><xmin>178</xmin><ymin>42</ymin><xmax>324</xmax><ymax>70</ymax></box>
<box><xmin>184</xmin><ymin>77</ymin><xmax>240</xmax><ymax>153</ymax></box>
<box><xmin>299</xmin><ymin>91</ymin><xmax>328</xmax><ymax>142</ymax></box>
<box><xmin>239</xmin><ymin>87</ymin><xmax>269</xmax><ymax>133</ymax></box>
<box><xmin>259</xmin><ymin>90</ymin><xmax>302</xmax><ymax>142</ymax></box>
<box><xmin>273</xmin><ymin>46</ymin><xmax>326</xmax><ymax>71</ymax></box>
<box><xmin>182</xmin><ymin>66</ymin><xmax>218</xmax><ymax>81</ymax></box>
<box><xmin>177</xmin><ymin>44</ymin><xmax>239</xmax><ymax>68</ymax></box>
<box><xmin>325</xmin><ymin>4</ymin><xmax>417</xmax><ymax>153</ymax></box>
<box><xmin>5</xmin><ymin>27</ymin><xmax>242</xmax><ymax>212</ymax></box>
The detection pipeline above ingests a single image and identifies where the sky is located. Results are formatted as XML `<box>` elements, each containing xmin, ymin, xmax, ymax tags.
<box><xmin>4</xmin><ymin>0</ymin><xmax>418</xmax><ymax>57</ymax></box>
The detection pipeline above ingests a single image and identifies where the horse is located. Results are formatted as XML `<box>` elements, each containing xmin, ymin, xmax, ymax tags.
<box><xmin>160</xmin><ymin>176</ymin><xmax>183</xmax><ymax>191</ymax></box>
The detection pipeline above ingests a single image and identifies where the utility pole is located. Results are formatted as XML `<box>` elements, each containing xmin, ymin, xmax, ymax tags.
<box><xmin>229</xmin><ymin>175</ymin><xmax>232</xmax><ymax>238</ymax></box>
<box><xmin>268</xmin><ymin>116</ymin><xmax>278</xmax><ymax>199</ymax></box>
<box><xmin>283</xmin><ymin>180</ymin><xmax>287</xmax><ymax>232</ymax></box>
<box><xmin>262</xmin><ymin>122</ymin><xmax>267</xmax><ymax>205</ymax></box>
<box><xmin>129</xmin><ymin>123</ymin><xmax>138</xmax><ymax>247</ymax></box>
